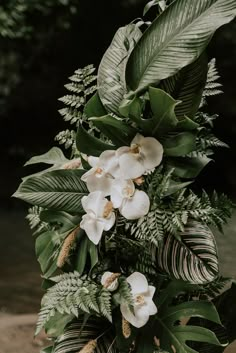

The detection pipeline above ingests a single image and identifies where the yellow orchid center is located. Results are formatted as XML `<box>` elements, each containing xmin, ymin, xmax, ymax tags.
<box><xmin>103</xmin><ymin>201</ymin><xmax>114</xmax><ymax>218</ymax></box>
<box><xmin>135</xmin><ymin>294</ymin><xmax>145</xmax><ymax>306</ymax></box>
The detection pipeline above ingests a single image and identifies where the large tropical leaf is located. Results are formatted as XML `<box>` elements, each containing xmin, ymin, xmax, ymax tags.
<box><xmin>156</xmin><ymin>220</ymin><xmax>219</xmax><ymax>284</ymax></box>
<box><xmin>152</xmin><ymin>281</ymin><xmax>223</xmax><ymax>353</ymax></box>
<box><xmin>13</xmin><ymin>169</ymin><xmax>88</xmax><ymax>213</ymax></box>
<box><xmin>126</xmin><ymin>0</ymin><xmax>236</xmax><ymax>94</ymax></box>
<box><xmin>52</xmin><ymin>318</ymin><xmax>115</xmax><ymax>353</ymax></box>
<box><xmin>98</xmin><ymin>24</ymin><xmax>142</xmax><ymax>114</ymax></box>
<box><xmin>160</xmin><ymin>54</ymin><xmax>208</xmax><ymax>119</ymax></box>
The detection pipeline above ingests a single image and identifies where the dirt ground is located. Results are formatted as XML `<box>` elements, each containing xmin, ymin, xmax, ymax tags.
<box><xmin>0</xmin><ymin>210</ymin><xmax>236</xmax><ymax>353</ymax></box>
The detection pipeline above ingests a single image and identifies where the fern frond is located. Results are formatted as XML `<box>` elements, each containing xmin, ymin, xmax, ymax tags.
<box><xmin>36</xmin><ymin>272</ymin><xmax>112</xmax><ymax>335</ymax></box>
<box><xmin>203</xmin><ymin>58</ymin><xmax>223</xmax><ymax>98</ymax></box>
<box><xmin>26</xmin><ymin>206</ymin><xmax>49</xmax><ymax>234</ymax></box>
<box><xmin>54</xmin><ymin>129</ymin><xmax>76</xmax><ymax>150</ymax></box>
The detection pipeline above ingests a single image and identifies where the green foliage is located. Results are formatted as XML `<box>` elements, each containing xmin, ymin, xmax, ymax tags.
<box><xmin>36</xmin><ymin>271</ymin><xmax>113</xmax><ymax>335</ymax></box>
<box><xmin>52</xmin><ymin>318</ymin><xmax>115</xmax><ymax>353</ymax></box>
<box><xmin>13</xmin><ymin>169</ymin><xmax>88</xmax><ymax>213</ymax></box>
<box><xmin>54</xmin><ymin>129</ymin><xmax>77</xmax><ymax>151</ymax></box>
<box><xmin>154</xmin><ymin>281</ymin><xmax>223</xmax><ymax>353</ymax></box>
<box><xmin>203</xmin><ymin>59</ymin><xmax>223</xmax><ymax>100</ymax></box>
<box><xmin>98</xmin><ymin>24</ymin><xmax>142</xmax><ymax>115</ymax></box>
<box><xmin>156</xmin><ymin>220</ymin><xmax>219</xmax><ymax>284</ymax></box>
<box><xmin>26</xmin><ymin>206</ymin><xmax>49</xmax><ymax>234</ymax></box>
<box><xmin>126</xmin><ymin>0</ymin><xmax>236</xmax><ymax>94</ymax></box>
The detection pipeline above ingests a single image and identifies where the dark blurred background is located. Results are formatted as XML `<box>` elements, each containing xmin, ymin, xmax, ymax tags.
<box><xmin>0</xmin><ymin>0</ymin><xmax>235</xmax><ymax>315</ymax></box>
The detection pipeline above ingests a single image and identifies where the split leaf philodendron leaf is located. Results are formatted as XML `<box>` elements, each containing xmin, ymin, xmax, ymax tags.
<box><xmin>90</xmin><ymin>115</ymin><xmax>137</xmax><ymax>146</ymax></box>
<box><xmin>76</xmin><ymin>124</ymin><xmax>115</xmax><ymax>156</ymax></box>
<box><xmin>163</xmin><ymin>131</ymin><xmax>197</xmax><ymax>157</ymax></box>
<box><xmin>23</xmin><ymin>147</ymin><xmax>69</xmax><ymax>179</ymax></box>
<box><xmin>156</xmin><ymin>220</ymin><xmax>219</xmax><ymax>284</ymax></box>
<box><xmin>160</xmin><ymin>54</ymin><xmax>208</xmax><ymax>119</ymax></box>
<box><xmin>98</xmin><ymin>24</ymin><xmax>142</xmax><ymax>115</ymax></box>
<box><xmin>126</xmin><ymin>0</ymin><xmax>236</xmax><ymax>94</ymax></box>
<box><xmin>152</xmin><ymin>280</ymin><xmax>224</xmax><ymax>353</ymax></box>
<box><xmin>13</xmin><ymin>169</ymin><xmax>88</xmax><ymax>213</ymax></box>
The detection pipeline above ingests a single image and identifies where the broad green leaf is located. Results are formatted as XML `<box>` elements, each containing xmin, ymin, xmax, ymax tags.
<box><xmin>148</xmin><ymin>87</ymin><xmax>179</xmax><ymax>135</ymax></box>
<box><xmin>156</xmin><ymin>220</ymin><xmax>219</xmax><ymax>284</ymax></box>
<box><xmin>25</xmin><ymin>147</ymin><xmax>68</xmax><ymax>166</ymax></box>
<box><xmin>13</xmin><ymin>169</ymin><xmax>88</xmax><ymax>213</ymax></box>
<box><xmin>76</xmin><ymin>124</ymin><xmax>115</xmax><ymax>156</ymax></box>
<box><xmin>119</xmin><ymin>95</ymin><xmax>143</xmax><ymax>123</ymax></box>
<box><xmin>167</xmin><ymin>155</ymin><xmax>212</xmax><ymax>179</ymax></box>
<box><xmin>74</xmin><ymin>236</ymin><xmax>89</xmax><ymax>275</ymax></box>
<box><xmin>154</xmin><ymin>281</ymin><xmax>223</xmax><ymax>353</ymax></box>
<box><xmin>90</xmin><ymin>114</ymin><xmax>137</xmax><ymax>146</ymax></box>
<box><xmin>98</xmin><ymin>24</ymin><xmax>142</xmax><ymax>115</ymax></box>
<box><xmin>44</xmin><ymin>312</ymin><xmax>74</xmax><ymax>337</ymax></box>
<box><xmin>163</xmin><ymin>132</ymin><xmax>197</xmax><ymax>157</ymax></box>
<box><xmin>164</xmin><ymin>180</ymin><xmax>193</xmax><ymax>197</ymax></box>
<box><xmin>23</xmin><ymin>147</ymin><xmax>69</xmax><ymax>180</ymax></box>
<box><xmin>176</xmin><ymin>116</ymin><xmax>199</xmax><ymax>132</ymax></box>
<box><xmin>40</xmin><ymin>347</ymin><xmax>53</xmax><ymax>353</ymax></box>
<box><xmin>52</xmin><ymin>318</ymin><xmax>114</xmax><ymax>353</ymax></box>
<box><xmin>88</xmin><ymin>241</ymin><xmax>99</xmax><ymax>271</ymax></box>
<box><xmin>160</xmin><ymin>54</ymin><xmax>208</xmax><ymax>119</ymax></box>
<box><xmin>35</xmin><ymin>230</ymin><xmax>62</xmax><ymax>276</ymax></box>
<box><xmin>84</xmin><ymin>92</ymin><xmax>107</xmax><ymax>118</ymax></box>
<box><xmin>126</xmin><ymin>0</ymin><xmax>236</xmax><ymax>94</ymax></box>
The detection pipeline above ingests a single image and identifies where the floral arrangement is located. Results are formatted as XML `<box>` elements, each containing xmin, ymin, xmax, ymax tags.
<box><xmin>14</xmin><ymin>1</ymin><xmax>236</xmax><ymax>353</ymax></box>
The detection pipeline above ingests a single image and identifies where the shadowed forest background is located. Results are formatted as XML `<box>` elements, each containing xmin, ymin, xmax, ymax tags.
<box><xmin>0</xmin><ymin>0</ymin><xmax>236</xmax><ymax>318</ymax></box>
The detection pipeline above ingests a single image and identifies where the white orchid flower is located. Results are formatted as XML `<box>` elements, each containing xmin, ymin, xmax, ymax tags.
<box><xmin>120</xmin><ymin>272</ymin><xmax>157</xmax><ymax>328</ymax></box>
<box><xmin>81</xmin><ymin>156</ymin><xmax>113</xmax><ymax>196</ymax></box>
<box><xmin>80</xmin><ymin>191</ymin><xmax>115</xmax><ymax>245</ymax></box>
<box><xmin>99</xmin><ymin>134</ymin><xmax>163</xmax><ymax>180</ymax></box>
<box><xmin>118</xmin><ymin>133</ymin><xmax>163</xmax><ymax>179</ymax></box>
<box><xmin>111</xmin><ymin>179</ymin><xmax>150</xmax><ymax>220</ymax></box>
<box><xmin>101</xmin><ymin>271</ymin><xmax>120</xmax><ymax>291</ymax></box>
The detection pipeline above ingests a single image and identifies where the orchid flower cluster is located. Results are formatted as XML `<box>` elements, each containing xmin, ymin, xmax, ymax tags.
<box><xmin>79</xmin><ymin>133</ymin><xmax>163</xmax><ymax>245</ymax></box>
<box><xmin>101</xmin><ymin>271</ymin><xmax>157</xmax><ymax>328</ymax></box>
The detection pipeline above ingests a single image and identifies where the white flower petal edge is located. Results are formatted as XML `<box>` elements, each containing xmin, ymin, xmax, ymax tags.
<box><xmin>120</xmin><ymin>272</ymin><xmax>157</xmax><ymax>328</ymax></box>
<box><xmin>118</xmin><ymin>133</ymin><xmax>163</xmax><ymax>179</ymax></box>
<box><xmin>119</xmin><ymin>190</ymin><xmax>150</xmax><ymax>220</ymax></box>
<box><xmin>101</xmin><ymin>271</ymin><xmax>119</xmax><ymax>292</ymax></box>
<box><xmin>80</xmin><ymin>191</ymin><xmax>115</xmax><ymax>245</ymax></box>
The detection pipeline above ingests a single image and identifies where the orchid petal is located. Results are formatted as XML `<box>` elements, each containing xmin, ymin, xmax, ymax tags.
<box><xmin>99</xmin><ymin>150</ymin><xmax>121</xmax><ymax>178</ymax></box>
<box><xmin>80</xmin><ymin>214</ymin><xmax>104</xmax><ymax>245</ymax></box>
<box><xmin>120</xmin><ymin>303</ymin><xmax>149</xmax><ymax>328</ymax></box>
<box><xmin>81</xmin><ymin>191</ymin><xmax>107</xmax><ymax>216</ymax></box>
<box><xmin>119</xmin><ymin>190</ymin><xmax>150</xmax><ymax>220</ymax></box>
<box><xmin>102</xmin><ymin>212</ymin><xmax>116</xmax><ymax>231</ymax></box>
<box><xmin>141</xmin><ymin>137</ymin><xmax>163</xmax><ymax>170</ymax></box>
<box><xmin>146</xmin><ymin>298</ymin><xmax>158</xmax><ymax>315</ymax></box>
<box><xmin>101</xmin><ymin>271</ymin><xmax>119</xmax><ymax>291</ymax></box>
<box><xmin>127</xmin><ymin>272</ymin><xmax>149</xmax><ymax>295</ymax></box>
<box><xmin>111</xmin><ymin>179</ymin><xmax>135</xmax><ymax>208</ymax></box>
<box><xmin>87</xmin><ymin>174</ymin><xmax>113</xmax><ymax>196</ymax></box>
<box><xmin>88</xmin><ymin>156</ymin><xmax>99</xmax><ymax>167</ymax></box>
<box><xmin>119</xmin><ymin>153</ymin><xmax>145</xmax><ymax>179</ymax></box>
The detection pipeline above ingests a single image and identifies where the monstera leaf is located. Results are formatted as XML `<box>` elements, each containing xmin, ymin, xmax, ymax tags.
<box><xmin>13</xmin><ymin>169</ymin><xmax>88</xmax><ymax>213</ymax></box>
<box><xmin>52</xmin><ymin>318</ymin><xmax>115</xmax><ymax>353</ymax></box>
<box><xmin>153</xmin><ymin>281</ymin><xmax>224</xmax><ymax>353</ymax></box>
<box><xmin>126</xmin><ymin>0</ymin><xmax>236</xmax><ymax>94</ymax></box>
<box><xmin>156</xmin><ymin>220</ymin><xmax>219</xmax><ymax>284</ymax></box>
<box><xmin>98</xmin><ymin>24</ymin><xmax>142</xmax><ymax>115</ymax></box>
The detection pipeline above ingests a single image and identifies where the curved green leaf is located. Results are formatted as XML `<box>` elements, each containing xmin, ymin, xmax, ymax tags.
<box><xmin>163</xmin><ymin>132</ymin><xmax>197</xmax><ymax>157</ymax></box>
<box><xmin>98</xmin><ymin>24</ymin><xmax>142</xmax><ymax>115</ymax></box>
<box><xmin>160</xmin><ymin>54</ymin><xmax>208</xmax><ymax>119</ymax></box>
<box><xmin>13</xmin><ymin>169</ymin><xmax>88</xmax><ymax>213</ymax></box>
<box><xmin>156</xmin><ymin>220</ymin><xmax>219</xmax><ymax>284</ymax></box>
<box><xmin>53</xmin><ymin>318</ymin><xmax>114</xmax><ymax>353</ymax></box>
<box><xmin>154</xmin><ymin>281</ymin><xmax>223</xmax><ymax>353</ymax></box>
<box><xmin>76</xmin><ymin>124</ymin><xmax>115</xmax><ymax>156</ymax></box>
<box><xmin>84</xmin><ymin>92</ymin><xmax>107</xmax><ymax>118</ymax></box>
<box><xmin>126</xmin><ymin>0</ymin><xmax>236</xmax><ymax>94</ymax></box>
<box><xmin>90</xmin><ymin>114</ymin><xmax>137</xmax><ymax>146</ymax></box>
<box><xmin>167</xmin><ymin>155</ymin><xmax>212</xmax><ymax>178</ymax></box>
